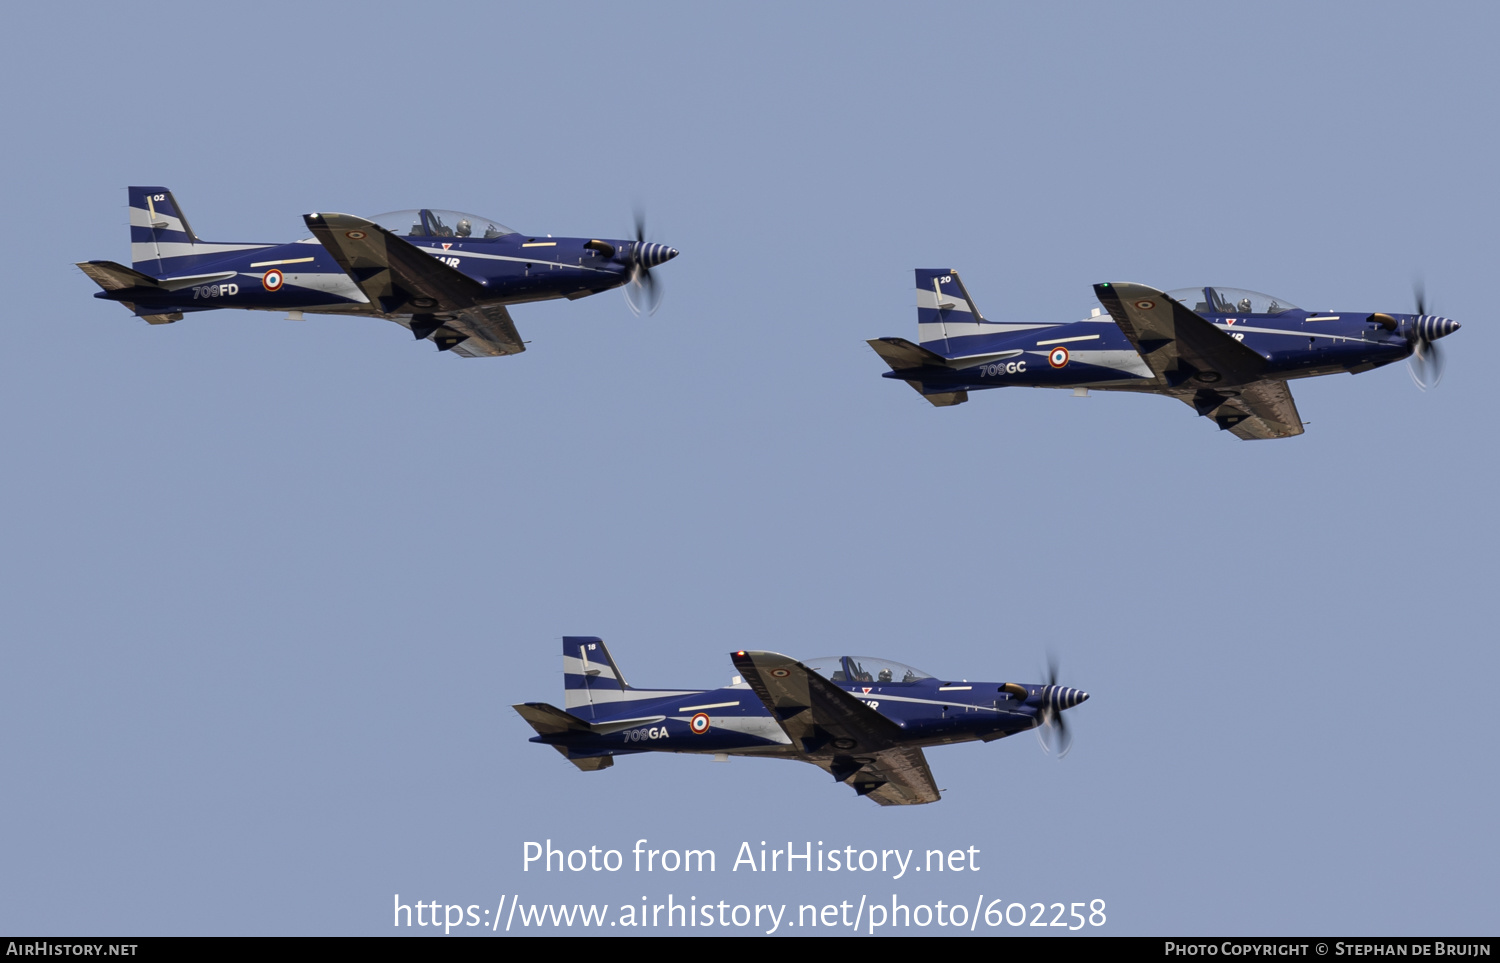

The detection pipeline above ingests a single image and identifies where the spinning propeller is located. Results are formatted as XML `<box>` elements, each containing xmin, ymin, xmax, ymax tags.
<box><xmin>1406</xmin><ymin>281</ymin><xmax>1460</xmax><ymax>391</ymax></box>
<box><xmin>623</xmin><ymin>210</ymin><xmax>678</xmax><ymax>317</ymax></box>
<box><xmin>1033</xmin><ymin>654</ymin><xmax>1088</xmax><ymax>759</ymax></box>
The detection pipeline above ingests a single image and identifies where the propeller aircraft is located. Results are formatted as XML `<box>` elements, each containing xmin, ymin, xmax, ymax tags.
<box><xmin>869</xmin><ymin>270</ymin><xmax>1461</xmax><ymax>439</ymax></box>
<box><xmin>77</xmin><ymin>187</ymin><xmax>678</xmax><ymax>357</ymax></box>
<box><xmin>514</xmin><ymin>638</ymin><xmax>1088</xmax><ymax>806</ymax></box>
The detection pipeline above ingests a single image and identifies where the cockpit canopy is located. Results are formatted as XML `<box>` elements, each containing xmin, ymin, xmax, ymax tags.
<box><xmin>802</xmin><ymin>656</ymin><xmax>932</xmax><ymax>685</ymax></box>
<box><xmin>1166</xmin><ymin>287</ymin><xmax>1300</xmax><ymax>316</ymax></box>
<box><xmin>367</xmin><ymin>209</ymin><xmax>517</xmax><ymax>239</ymax></box>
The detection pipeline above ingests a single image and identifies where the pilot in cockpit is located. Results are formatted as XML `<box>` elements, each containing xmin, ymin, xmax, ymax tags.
<box><xmin>456</xmin><ymin>218</ymin><xmax>472</xmax><ymax>238</ymax></box>
<box><xmin>878</xmin><ymin>668</ymin><xmax>893</xmax><ymax>683</ymax></box>
<box><xmin>1237</xmin><ymin>297</ymin><xmax>1252</xmax><ymax>314</ymax></box>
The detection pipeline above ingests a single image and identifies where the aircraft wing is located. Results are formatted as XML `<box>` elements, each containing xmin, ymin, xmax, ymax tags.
<box><xmin>731</xmin><ymin>650</ymin><xmax>941</xmax><ymax>806</ymax></box>
<box><xmin>1094</xmin><ymin>282</ymin><xmax>1267</xmax><ymax>387</ymax></box>
<box><xmin>304</xmin><ymin>213</ymin><xmax>526</xmax><ymax>357</ymax></box>
<box><xmin>305</xmin><ymin>213</ymin><xmax>487</xmax><ymax>312</ymax></box>
<box><xmin>809</xmin><ymin>746</ymin><xmax>941</xmax><ymax>807</ymax></box>
<box><xmin>1178</xmin><ymin>380</ymin><xmax>1305</xmax><ymax>440</ymax></box>
<box><xmin>449</xmin><ymin>303</ymin><xmax>525</xmax><ymax>357</ymax></box>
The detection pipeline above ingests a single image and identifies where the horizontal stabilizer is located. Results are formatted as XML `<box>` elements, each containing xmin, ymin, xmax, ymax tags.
<box><xmin>867</xmin><ymin>337</ymin><xmax>949</xmax><ymax>371</ymax></box>
<box><xmin>79</xmin><ymin>261</ymin><xmax>239</xmax><ymax>296</ymax></box>
<box><xmin>514</xmin><ymin>702</ymin><xmax>631</xmax><ymax>773</ymax></box>
<box><xmin>562</xmin><ymin>753</ymin><xmax>614</xmax><ymax>772</ymax></box>
<box><xmin>868</xmin><ymin>337</ymin><xmax>969</xmax><ymax>406</ymax></box>
<box><xmin>76</xmin><ymin>260</ymin><xmax>159</xmax><ymax>292</ymax></box>
<box><xmin>513</xmin><ymin>702</ymin><xmax>593</xmax><ymax>736</ymax></box>
<box><xmin>513</xmin><ymin>702</ymin><xmax>666</xmax><ymax>739</ymax></box>
<box><xmin>920</xmin><ymin>389</ymin><xmax>968</xmax><ymax>407</ymax></box>
<box><xmin>78</xmin><ymin>261</ymin><xmax>187</xmax><ymax>324</ymax></box>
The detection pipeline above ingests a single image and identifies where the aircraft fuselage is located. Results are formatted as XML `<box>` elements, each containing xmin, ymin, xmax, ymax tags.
<box><xmin>99</xmin><ymin>232</ymin><xmax>644</xmax><ymax>319</ymax></box>
<box><xmin>894</xmin><ymin>307</ymin><xmax>1417</xmax><ymax>394</ymax></box>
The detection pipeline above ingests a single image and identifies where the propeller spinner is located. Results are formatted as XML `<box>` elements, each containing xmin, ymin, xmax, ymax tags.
<box><xmin>1032</xmin><ymin>655</ymin><xmax>1088</xmax><ymax>759</ymax></box>
<box><xmin>623</xmin><ymin>211</ymin><xmax>678</xmax><ymax>317</ymax></box>
<box><xmin>1406</xmin><ymin>282</ymin><xmax>1460</xmax><ymax>391</ymax></box>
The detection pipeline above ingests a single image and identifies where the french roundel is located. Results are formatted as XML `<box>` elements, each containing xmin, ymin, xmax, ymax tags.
<box><xmin>689</xmin><ymin>713</ymin><xmax>711</xmax><ymax>735</ymax></box>
<box><xmin>262</xmin><ymin>269</ymin><xmax>285</xmax><ymax>292</ymax></box>
<box><xmin>344</xmin><ymin>230</ymin><xmax>366</xmax><ymax>240</ymax></box>
<box><xmin>1048</xmin><ymin>346</ymin><xmax>1070</xmax><ymax>368</ymax></box>
<box><xmin>770</xmin><ymin>668</ymin><xmax>791</xmax><ymax>678</ymax></box>
<box><xmin>1134</xmin><ymin>299</ymin><xmax>1155</xmax><ymax>310</ymax></box>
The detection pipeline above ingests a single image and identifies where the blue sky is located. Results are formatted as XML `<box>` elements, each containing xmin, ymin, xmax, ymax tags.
<box><xmin>3</xmin><ymin>1</ymin><xmax>1495</xmax><ymax>936</ymax></box>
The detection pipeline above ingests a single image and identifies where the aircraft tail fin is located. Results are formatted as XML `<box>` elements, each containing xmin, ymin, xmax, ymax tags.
<box><xmin>128</xmin><ymin>186</ymin><xmax>200</xmax><ymax>272</ymax></box>
<box><xmin>560</xmin><ymin>636</ymin><xmax>698</xmax><ymax>719</ymax></box>
<box><xmin>563</xmin><ymin>636</ymin><xmax>632</xmax><ymax>711</ymax></box>
<box><xmin>915</xmin><ymin>268</ymin><xmax>985</xmax><ymax>348</ymax></box>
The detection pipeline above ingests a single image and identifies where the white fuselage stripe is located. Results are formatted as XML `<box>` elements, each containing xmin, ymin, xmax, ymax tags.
<box><xmin>1035</xmin><ymin>334</ymin><xmax>1101</xmax><ymax>346</ymax></box>
<box><xmin>410</xmin><ymin>246</ymin><xmax>615</xmax><ymax>275</ymax></box>
<box><xmin>1215</xmin><ymin>323</ymin><xmax>1373</xmax><ymax>345</ymax></box>
<box><xmin>249</xmin><ymin>257</ymin><xmax>317</xmax><ymax>268</ymax></box>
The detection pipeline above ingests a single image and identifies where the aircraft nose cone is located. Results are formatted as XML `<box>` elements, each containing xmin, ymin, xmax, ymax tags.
<box><xmin>1048</xmin><ymin>686</ymin><xmax>1089</xmax><ymax>710</ymax></box>
<box><xmin>633</xmin><ymin>242</ymin><xmax>679</xmax><ymax>269</ymax></box>
<box><xmin>1415</xmin><ymin>315</ymin><xmax>1460</xmax><ymax>340</ymax></box>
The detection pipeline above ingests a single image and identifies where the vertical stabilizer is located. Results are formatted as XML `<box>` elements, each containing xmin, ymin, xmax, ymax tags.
<box><xmin>563</xmin><ymin>636</ymin><xmax>631</xmax><ymax>715</ymax></box>
<box><xmin>128</xmin><ymin>186</ymin><xmax>199</xmax><ymax>273</ymax></box>
<box><xmin>915</xmin><ymin>268</ymin><xmax>986</xmax><ymax>351</ymax></box>
<box><xmin>560</xmin><ymin>636</ymin><xmax>697</xmax><ymax>720</ymax></box>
